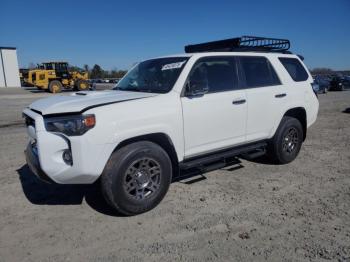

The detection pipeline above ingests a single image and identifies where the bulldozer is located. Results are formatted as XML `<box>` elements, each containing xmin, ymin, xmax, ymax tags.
<box><xmin>24</xmin><ymin>62</ymin><xmax>89</xmax><ymax>93</ymax></box>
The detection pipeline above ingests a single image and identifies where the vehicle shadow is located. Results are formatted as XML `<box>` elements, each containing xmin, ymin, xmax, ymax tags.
<box><xmin>17</xmin><ymin>165</ymin><xmax>123</xmax><ymax>217</ymax></box>
<box><xmin>343</xmin><ymin>107</ymin><xmax>350</xmax><ymax>114</ymax></box>
<box><xmin>241</xmin><ymin>155</ymin><xmax>276</xmax><ymax>165</ymax></box>
<box><xmin>24</xmin><ymin>87</ymin><xmax>45</xmax><ymax>93</ymax></box>
<box><xmin>24</xmin><ymin>87</ymin><xmax>80</xmax><ymax>94</ymax></box>
<box><xmin>17</xmin><ymin>160</ymin><xmax>248</xmax><ymax>216</ymax></box>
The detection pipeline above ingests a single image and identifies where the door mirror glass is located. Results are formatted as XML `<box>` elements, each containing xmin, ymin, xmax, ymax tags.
<box><xmin>185</xmin><ymin>64</ymin><xmax>209</xmax><ymax>96</ymax></box>
<box><xmin>186</xmin><ymin>79</ymin><xmax>209</xmax><ymax>96</ymax></box>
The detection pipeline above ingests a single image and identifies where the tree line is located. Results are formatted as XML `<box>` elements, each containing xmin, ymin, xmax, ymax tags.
<box><xmin>73</xmin><ymin>64</ymin><xmax>127</xmax><ymax>79</ymax></box>
<box><xmin>310</xmin><ymin>68</ymin><xmax>350</xmax><ymax>76</ymax></box>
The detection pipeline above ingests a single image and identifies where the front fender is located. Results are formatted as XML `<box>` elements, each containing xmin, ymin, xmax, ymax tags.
<box><xmin>85</xmin><ymin>92</ymin><xmax>184</xmax><ymax>162</ymax></box>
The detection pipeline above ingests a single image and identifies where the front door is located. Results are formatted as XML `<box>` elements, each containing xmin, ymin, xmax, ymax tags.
<box><xmin>181</xmin><ymin>56</ymin><xmax>247</xmax><ymax>158</ymax></box>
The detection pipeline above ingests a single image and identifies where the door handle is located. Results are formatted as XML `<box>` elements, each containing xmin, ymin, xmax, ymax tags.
<box><xmin>275</xmin><ymin>93</ymin><xmax>287</xmax><ymax>98</ymax></box>
<box><xmin>232</xmin><ymin>99</ymin><xmax>246</xmax><ymax>105</ymax></box>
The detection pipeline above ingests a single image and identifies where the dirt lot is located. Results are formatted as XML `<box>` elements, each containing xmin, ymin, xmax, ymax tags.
<box><xmin>0</xmin><ymin>88</ymin><xmax>349</xmax><ymax>261</ymax></box>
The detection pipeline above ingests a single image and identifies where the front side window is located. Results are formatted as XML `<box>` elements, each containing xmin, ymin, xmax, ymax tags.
<box><xmin>116</xmin><ymin>57</ymin><xmax>189</xmax><ymax>93</ymax></box>
<box><xmin>43</xmin><ymin>63</ymin><xmax>53</xmax><ymax>70</ymax></box>
<box><xmin>187</xmin><ymin>57</ymin><xmax>238</xmax><ymax>93</ymax></box>
<box><xmin>279</xmin><ymin>57</ymin><xmax>309</xmax><ymax>82</ymax></box>
<box><xmin>240</xmin><ymin>56</ymin><xmax>281</xmax><ymax>88</ymax></box>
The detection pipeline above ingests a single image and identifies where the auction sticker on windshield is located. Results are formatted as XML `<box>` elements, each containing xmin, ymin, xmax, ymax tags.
<box><xmin>161</xmin><ymin>61</ymin><xmax>186</xmax><ymax>71</ymax></box>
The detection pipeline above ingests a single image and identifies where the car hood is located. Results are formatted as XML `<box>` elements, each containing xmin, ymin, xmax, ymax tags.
<box><xmin>28</xmin><ymin>90</ymin><xmax>158</xmax><ymax>115</ymax></box>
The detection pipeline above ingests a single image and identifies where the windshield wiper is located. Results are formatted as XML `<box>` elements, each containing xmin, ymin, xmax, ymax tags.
<box><xmin>118</xmin><ymin>87</ymin><xmax>141</xmax><ymax>92</ymax></box>
<box><xmin>118</xmin><ymin>86</ymin><xmax>162</xmax><ymax>93</ymax></box>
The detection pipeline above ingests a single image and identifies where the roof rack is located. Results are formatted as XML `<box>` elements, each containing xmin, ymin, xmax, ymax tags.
<box><xmin>184</xmin><ymin>36</ymin><xmax>291</xmax><ymax>54</ymax></box>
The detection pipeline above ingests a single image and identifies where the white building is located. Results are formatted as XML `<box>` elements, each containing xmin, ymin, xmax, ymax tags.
<box><xmin>0</xmin><ymin>47</ymin><xmax>21</xmax><ymax>87</ymax></box>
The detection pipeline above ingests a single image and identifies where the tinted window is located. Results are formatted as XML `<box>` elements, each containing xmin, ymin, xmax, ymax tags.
<box><xmin>188</xmin><ymin>57</ymin><xmax>238</xmax><ymax>93</ymax></box>
<box><xmin>279</xmin><ymin>57</ymin><xmax>309</xmax><ymax>82</ymax></box>
<box><xmin>240</xmin><ymin>56</ymin><xmax>281</xmax><ymax>88</ymax></box>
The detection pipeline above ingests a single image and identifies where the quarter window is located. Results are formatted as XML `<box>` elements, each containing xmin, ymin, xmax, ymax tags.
<box><xmin>188</xmin><ymin>57</ymin><xmax>238</xmax><ymax>93</ymax></box>
<box><xmin>279</xmin><ymin>57</ymin><xmax>309</xmax><ymax>82</ymax></box>
<box><xmin>239</xmin><ymin>56</ymin><xmax>281</xmax><ymax>88</ymax></box>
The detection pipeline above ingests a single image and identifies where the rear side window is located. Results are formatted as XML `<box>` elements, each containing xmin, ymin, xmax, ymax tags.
<box><xmin>279</xmin><ymin>57</ymin><xmax>309</xmax><ymax>82</ymax></box>
<box><xmin>188</xmin><ymin>57</ymin><xmax>238</xmax><ymax>93</ymax></box>
<box><xmin>239</xmin><ymin>56</ymin><xmax>281</xmax><ymax>88</ymax></box>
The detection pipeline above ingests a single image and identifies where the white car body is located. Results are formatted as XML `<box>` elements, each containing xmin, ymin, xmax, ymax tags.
<box><xmin>23</xmin><ymin>52</ymin><xmax>319</xmax><ymax>184</ymax></box>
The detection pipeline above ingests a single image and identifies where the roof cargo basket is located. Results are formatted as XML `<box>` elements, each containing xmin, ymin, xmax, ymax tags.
<box><xmin>185</xmin><ymin>36</ymin><xmax>291</xmax><ymax>53</ymax></box>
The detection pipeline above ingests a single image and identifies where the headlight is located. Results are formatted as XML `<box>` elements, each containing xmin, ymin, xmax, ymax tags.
<box><xmin>44</xmin><ymin>114</ymin><xmax>95</xmax><ymax>136</ymax></box>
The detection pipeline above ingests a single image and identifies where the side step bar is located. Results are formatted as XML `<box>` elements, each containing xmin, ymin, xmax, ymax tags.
<box><xmin>179</xmin><ymin>141</ymin><xmax>267</xmax><ymax>170</ymax></box>
<box><xmin>174</xmin><ymin>158</ymin><xmax>241</xmax><ymax>183</ymax></box>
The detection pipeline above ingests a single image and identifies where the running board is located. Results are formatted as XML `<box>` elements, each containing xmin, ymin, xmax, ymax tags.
<box><xmin>240</xmin><ymin>148</ymin><xmax>266</xmax><ymax>160</ymax></box>
<box><xmin>179</xmin><ymin>141</ymin><xmax>267</xmax><ymax>170</ymax></box>
<box><xmin>174</xmin><ymin>158</ymin><xmax>241</xmax><ymax>182</ymax></box>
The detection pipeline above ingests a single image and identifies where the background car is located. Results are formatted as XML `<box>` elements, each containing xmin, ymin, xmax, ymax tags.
<box><xmin>329</xmin><ymin>76</ymin><xmax>350</xmax><ymax>91</ymax></box>
<box><xmin>314</xmin><ymin>76</ymin><xmax>331</xmax><ymax>93</ymax></box>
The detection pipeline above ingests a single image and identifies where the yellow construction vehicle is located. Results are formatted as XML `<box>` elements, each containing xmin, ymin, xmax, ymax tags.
<box><xmin>24</xmin><ymin>62</ymin><xmax>89</xmax><ymax>93</ymax></box>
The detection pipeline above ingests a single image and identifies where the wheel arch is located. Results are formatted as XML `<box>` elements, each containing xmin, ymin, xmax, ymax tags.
<box><xmin>113</xmin><ymin>133</ymin><xmax>180</xmax><ymax>178</ymax></box>
<box><xmin>48</xmin><ymin>78</ymin><xmax>62</xmax><ymax>83</ymax></box>
<box><xmin>283</xmin><ymin>107</ymin><xmax>307</xmax><ymax>141</ymax></box>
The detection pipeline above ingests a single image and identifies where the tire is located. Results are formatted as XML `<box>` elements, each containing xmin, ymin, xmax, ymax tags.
<box><xmin>101</xmin><ymin>141</ymin><xmax>172</xmax><ymax>215</ymax></box>
<box><xmin>267</xmin><ymin>116</ymin><xmax>303</xmax><ymax>164</ymax></box>
<box><xmin>48</xmin><ymin>80</ymin><xmax>62</xmax><ymax>93</ymax></box>
<box><xmin>75</xmin><ymin>79</ymin><xmax>89</xmax><ymax>91</ymax></box>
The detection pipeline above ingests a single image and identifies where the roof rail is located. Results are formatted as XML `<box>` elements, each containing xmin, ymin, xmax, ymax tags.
<box><xmin>185</xmin><ymin>36</ymin><xmax>291</xmax><ymax>54</ymax></box>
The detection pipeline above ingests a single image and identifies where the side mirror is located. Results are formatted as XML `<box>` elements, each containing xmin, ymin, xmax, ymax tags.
<box><xmin>185</xmin><ymin>80</ymin><xmax>209</xmax><ymax>97</ymax></box>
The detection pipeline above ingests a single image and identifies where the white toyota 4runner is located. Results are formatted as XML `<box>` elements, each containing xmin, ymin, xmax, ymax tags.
<box><xmin>23</xmin><ymin>36</ymin><xmax>319</xmax><ymax>215</ymax></box>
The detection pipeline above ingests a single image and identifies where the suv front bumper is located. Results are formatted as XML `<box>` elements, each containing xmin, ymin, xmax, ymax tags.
<box><xmin>23</xmin><ymin>108</ymin><xmax>115</xmax><ymax>184</ymax></box>
<box><xmin>25</xmin><ymin>142</ymin><xmax>55</xmax><ymax>183</ymax></box>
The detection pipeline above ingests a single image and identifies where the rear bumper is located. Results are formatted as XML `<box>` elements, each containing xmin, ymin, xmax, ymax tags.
<box><xmin>25</xmin><ymin>142</ymin><xmax>55</xmax><ymax>183</ymax></box>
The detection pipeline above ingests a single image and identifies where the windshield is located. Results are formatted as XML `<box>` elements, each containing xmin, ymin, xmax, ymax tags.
<box><xmin>115</xmin><ymin>57</ymin><xmax>189</xmax><ymax>93</ymax></box>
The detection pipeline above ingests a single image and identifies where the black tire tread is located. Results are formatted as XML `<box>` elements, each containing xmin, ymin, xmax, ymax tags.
<box><xmin>101</xmin><ymin>141</ymin><xmax>172</xmax><ymax>216</ymax></box>
<box><xmin>268</xmin><ymin>116</ymin><xmax>303</xmax><ymax>164</ymax></box>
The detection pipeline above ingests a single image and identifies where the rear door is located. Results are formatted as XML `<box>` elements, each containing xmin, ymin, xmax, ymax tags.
<box><xmin>238</xmin><ymin>56</ymin><xmax>286</xmax><ymax>142</ymax></box>
<box><xmin>181</xmin><ymin>56</ymin><xmax>247</xmax><ymax>158</ymax></box>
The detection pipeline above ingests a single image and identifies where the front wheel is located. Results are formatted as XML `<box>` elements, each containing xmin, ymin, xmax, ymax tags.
<box><xmin>75</xmin><ymin>79</ymin><xmax>89</xmax><ymax>91</ymax></box>
<box><xmin>48</xmin><ymin>80</ymin><xmax>62</xmax><ymax>93</ymax></box>
<box><xmin>101</xmin><ymin>141</ymin><xmax>172</xmax><ymax>215</ymax></box>
<box><xmin>267</xmin><ymin>116</ymin><xmax>303</xmax><ymax>164</ymax></box>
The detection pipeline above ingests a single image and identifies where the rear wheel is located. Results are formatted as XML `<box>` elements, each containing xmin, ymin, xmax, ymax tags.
<box><xmin>48</xmin><ymin>80</ymin><xmax>62</xmax><ymax>93</ymax></box>
<box><xmin>267</xmin><ymin>116</ymin><xmax>303</xmax><ymax>164</ymax></box>
<box><xmin>101</xmin><ymin>141</ymin><xmax>172</xmax><ymax>215</ymax></box>
<box><xmin>75</xmin><ymin>79</ymin><xmax>89</xmax><ymax>91</ymax></box>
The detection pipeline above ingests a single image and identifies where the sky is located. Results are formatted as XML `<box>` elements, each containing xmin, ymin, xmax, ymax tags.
<box><xmin>1</xmin><ymin>0</ymin><xmax>349</xmax><ymax>71</ymax></box>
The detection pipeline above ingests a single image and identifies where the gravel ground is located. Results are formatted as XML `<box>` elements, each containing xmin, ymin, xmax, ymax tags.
<box><xmin>0</xmin><ymin>88</ymin><xmax>349</xmax><ymax>262</ymax></box>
